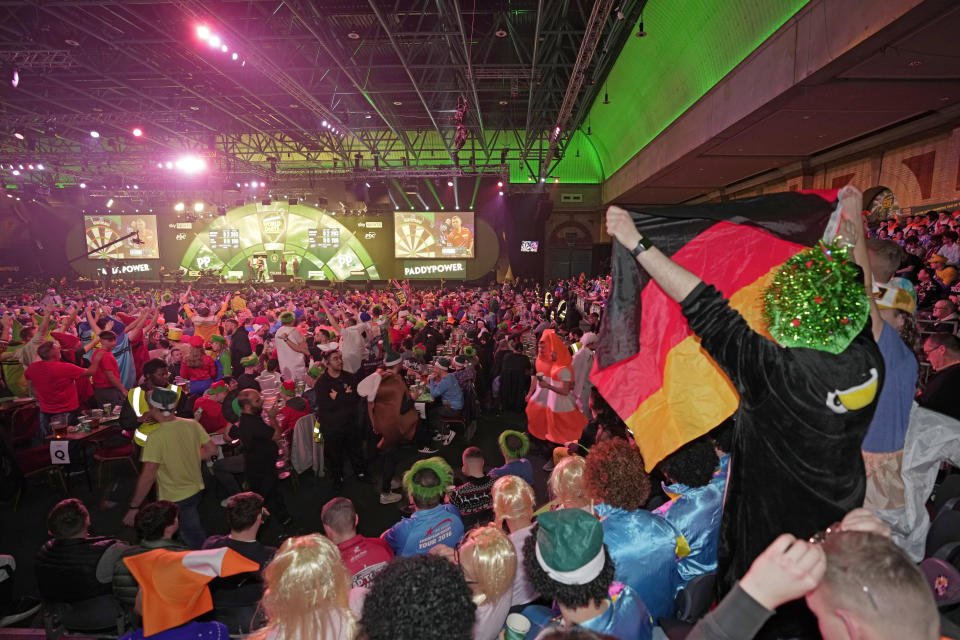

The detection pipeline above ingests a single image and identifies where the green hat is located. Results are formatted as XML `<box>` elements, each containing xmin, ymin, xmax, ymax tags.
<box><xmin>498</xmin><ymin>430</ymin><xmax>529</xmax><ymax>459</ymax></box>
<box><xmin>384</xmin><ymin>348</ymin><xmax>403</xmax><ymax>367</ymax></box>
<box><xmin>147</xmin><ymin>388</ymin><xmax>179</xmax><ymax>415</ymax></box>
<box><xmin>161</xmin><ymin>291</ymin><xmax>173</xmax><ymax>302</ymax></box>
<box><xmin>461</xmin><ymin>345</ymin><xmax>477</xmax><ymax>358</ymax></box>
<box><xmin>240</xmin><ymin>354</ymin><xmax>259</xmax><ymax>368</ymax></box>
<box><xmin>279</xmin><ymin>311</ymin><xmax>295</xmax><ymax>325</ymax></box>
<box><xmin>535</xmin><ymin>509</ymin><xmax>606</xmax><ymax>585</ymax></box>
<box><xmin>210</xmin><ymin>334</ymin><xmax>227</xmax><ymax>344</ymax></box>
<box><xmin>402</xmin><ymin>457</ymin><xmax>454</xmax><ymax>502</ymax></box>
<box><xmin>308</xmin><ymin>364</ymin><xmax>324</xmax><ymax>378</ymax></box>
<box><xmin>763</xmin><ymin>240</ymin><xmax>869</xmax><ymax>355</ymax></box>
<box><xmin>205</xmin><ymin>380</ymin><xmax>228</xmax><ymax>395</ymax></box>
<box><xmin>435</xmin><ymin>357</ymin><xmax>452</xmax><ymax>371</ymax></box>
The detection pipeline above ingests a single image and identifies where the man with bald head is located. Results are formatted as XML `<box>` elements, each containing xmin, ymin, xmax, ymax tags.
<box><xmin>235</xmin><ymin>389</ymin><xmax>290</xmax><ymax>524</ymax></box>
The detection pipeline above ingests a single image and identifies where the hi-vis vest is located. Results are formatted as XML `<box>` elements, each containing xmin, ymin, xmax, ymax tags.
<box><xmin>130</xmin><ymin>384</ymin><xmax>182</xmax><ymax>447</ymax></box>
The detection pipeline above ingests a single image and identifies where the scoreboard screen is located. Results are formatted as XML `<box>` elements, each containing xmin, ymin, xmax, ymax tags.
<box><xmin>309</xmin><ymin>227</ymin><xmax>340</xmax><ymax>249</ymax></box>
<box><xmin>208</xmin><ymin>228</ymin><xmax>240</xmax><ymax>249</ymax></box>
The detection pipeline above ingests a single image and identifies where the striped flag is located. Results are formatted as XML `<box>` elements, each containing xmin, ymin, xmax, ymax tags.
<box><xmin>592</xmin><ymin>190</ymin><xmax>842</xmax><ymax>470</ymax></box>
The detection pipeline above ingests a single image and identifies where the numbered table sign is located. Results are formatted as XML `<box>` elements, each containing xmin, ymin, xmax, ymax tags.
<box><xmin>50</xmin><ymin>440</ymin><xmax>70</xmax><ymax>465</ymax></box>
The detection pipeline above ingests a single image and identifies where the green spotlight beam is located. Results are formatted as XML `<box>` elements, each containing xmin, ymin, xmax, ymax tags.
<box><xmin>424</xmin><ymin>179</ymin><xmax>443</xmax><ymax>210</ymax></box>
<box><xmin>469</xmin><ymin>176</ymin><xmax>481</xmax><ymax>210</ymax></box>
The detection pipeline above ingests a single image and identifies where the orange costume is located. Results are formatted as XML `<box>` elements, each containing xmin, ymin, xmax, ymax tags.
<box><xmin>526</xmin><ymin>330</ymin><xmax>587</xmax><ymax>444</ymax></box>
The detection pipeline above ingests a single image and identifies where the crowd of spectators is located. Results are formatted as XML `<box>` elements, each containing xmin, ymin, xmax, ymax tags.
<box><xmin>0</xmin><ymin>216</ymin><xmax>951</xmax><ymax>640</ymax></box>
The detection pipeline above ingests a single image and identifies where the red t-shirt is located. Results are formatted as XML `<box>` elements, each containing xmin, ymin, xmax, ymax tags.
<box><xmin>91</xmin><ymin>349</ymin><xmax>121</xmax><ymax>390</ymax></box>
<box><xmin>181</xmin><ymin>356</ymin><xmax>216</xmax><ymax>382</ymax></box>
<box><xmin>193</xmin><ymin>395</ymin><xmax>227</xmax><ymax>434</ymax></box>
<box><xmin>337</xmin><ymin>534</ymin><xmax>394</xmax><ymax>588</ymax></box>
<box><xmin>25</xmin><ymin>360</ymin><xmax>87</xmax><ymax>413</ymax></box>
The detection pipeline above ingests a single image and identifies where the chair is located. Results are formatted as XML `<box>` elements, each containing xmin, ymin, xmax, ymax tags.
<box><xmin>658</xmin><ymin>572</ymin><xmax>717</xmax><ymax>640</ymax></box>
<box><xmin>10</xmin><ymin>405</ymin><xmax>40</xmax><ymax>448</ymax></box>
<box><xmin>933</xmin><ymin>474</ymin><xmax>960</xmax><ymax>517</ymax></box>
<box><xmin>41</xmin><ymin>594</ymin><xmax>128</xmax><ymax>638</ymax></box>
<box><xmin>926</xmin><ymin>509</ymin><xmax>960</xmax><ymax>559</ymax></box>
<box><xmin>12</xmin><ymin>445</ymin><xmax>67</xmax><ymax>511</ymax></box>
<box><xmin>93</xmin><ymin>443</ymin><xmax>138</xmax><ymax>487</ymax></box>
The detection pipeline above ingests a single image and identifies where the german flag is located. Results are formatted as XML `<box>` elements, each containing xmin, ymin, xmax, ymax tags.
<box><xmin>592</xmin><ymin>190</ymin><xmax>842</xmax><ymax>470</ymax></box>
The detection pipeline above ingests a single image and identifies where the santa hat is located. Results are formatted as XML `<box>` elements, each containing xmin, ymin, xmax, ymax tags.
<box><xmin>384</xmin><ymin>349</ymin><xmax>403</xmax><ymax>367</ymax></box>
<box><xmin>281</xmin><ymin>380</ymin><xmax>296</xmax><ymax>397</ymax></box>
<box><xmin>123</xmin><ymin>547</ymin><xmax>259</xmax><ymax>636</ymax></box>
<box><xmin>307</xmin><ymin>363</ymin><xmax>324</xmax><ymax>378</ymax></box>
<box><xmin>205</xmin><ymin>380</ymin><xmax>228</xmax><ymax>396</ymax></box>
<box><xmin>188</xmin><ymin>335</ymin><xmax>204</xmax><ymax>349</ymax></box>
<box><xmin>534</xmin><ymin>509</ymin><xmax>606</xmax><ymax>586</ymax></box>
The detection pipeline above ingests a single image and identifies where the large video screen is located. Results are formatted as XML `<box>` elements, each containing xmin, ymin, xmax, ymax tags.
<box><xmin>84</xmin><ymin>215</ymin><xmax>159</xmax><ymax>260</ymax></box>
<box><xmin>394</xmin><ymin>211</ymin><xmax>474</xmax><ymax>259</ymax></box>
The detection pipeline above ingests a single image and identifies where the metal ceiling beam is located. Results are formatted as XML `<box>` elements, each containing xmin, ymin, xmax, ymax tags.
<box><xmin>441</xmin><ymin>0</ymin><xmax>488</xmax><ymax>157</ymax></box>
<box><xmin>518</xmin><ymin>0</ymin><xmax>545</xmax><ymax>174</ymax></box>
<box><xmin>537</xmin><ymin>0</ymin><xmax>615</xmax><ymax>181</ymax></box>
<box><xmin>367</xmin><ymin>0</ymin><xmax>455</xmax><ymax>164</ymax></box>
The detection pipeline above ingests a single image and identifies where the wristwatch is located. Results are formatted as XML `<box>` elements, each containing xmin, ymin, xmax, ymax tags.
<box><xmin>630</xmin><ymin>235</ymin><xmax>653</xmax><ymax>258</ymax></box>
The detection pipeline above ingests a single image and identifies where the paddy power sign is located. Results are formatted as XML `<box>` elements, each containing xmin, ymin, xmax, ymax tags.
<box><xmin>403</xmin><ymin>260</ymin><xmax>466</xmax><ymax>279</ymax></box>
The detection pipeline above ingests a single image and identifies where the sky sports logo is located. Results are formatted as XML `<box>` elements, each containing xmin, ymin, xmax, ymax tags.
<box><xmin>403</xmin><ymin>261</ymin><xmax>466</xmax><ymax>278</ymax></box>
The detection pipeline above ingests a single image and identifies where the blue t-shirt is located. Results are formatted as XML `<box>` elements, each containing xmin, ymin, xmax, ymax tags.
<box><xmin>489</xmin><ymin>459</ymin><xmax>534</xmax><ymax>487</ymax></box>
<box><xmin>861</xmin><ymin>322</ymin><xmax>918</xmax><ymax>453</ymax></box>
<box><xmin>429</xmin><ymin>375</ymin><xmax>464</xmax><ymax>410</ymax></box>
<box><xmin>382</xmin><ymin>504</ymin><xmax>464</xmax><ymax>556</ymax></box>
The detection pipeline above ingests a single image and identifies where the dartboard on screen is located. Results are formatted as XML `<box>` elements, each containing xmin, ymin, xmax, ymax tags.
<box><xmin>84</xmin><ymin>217</ymin><xmax>124</xmax><ymax>259</ymax></box>
<box><xmin>395</xmin><ymin>217</ymin><xmax>438</xmax><ymax>258</ymax></box>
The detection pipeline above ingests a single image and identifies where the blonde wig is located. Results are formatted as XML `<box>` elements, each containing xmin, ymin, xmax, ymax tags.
<box><xmin>492</xmin><ymin>475</ymin><xmax>535</xmax><ymax>528</ymax></box>
<box><xmin>251</xmin><ymin>534</ymin><xmax>355</xmax><ymax>640</ymax></box>
<box><xmin>458</xmin><ymin>524</ymin><xmax>517</xmax><ymax>606</ymax></box>
<box><xmin>549</xmin><ymin>455</ymin><xmax>587</xmax><ymax>508</ymax></box>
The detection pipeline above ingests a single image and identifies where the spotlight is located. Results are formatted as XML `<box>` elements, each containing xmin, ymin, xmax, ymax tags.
<box><xmin>27</xmin><ymin>164</ymin><xmax>33</xmax><ymax>170</ymax></box>
<box><xmin>11</xmin><ymin>67</ymin><xmax>19</xmax><ymax>88</ymax></box>
<box><xmin>208</xmin><ymin>35</ymin><xmax>221</xmax><ymax>48</ymax></box>
<box><xmin>196</xmin><ymin>25</ymin><xmax>211</xmax><ymax>40</ymax></box>
<box><xmin>220</xmin><ymin>44</ymin><xmax>228</xmax><ymax>53</ymax></box>
<box><xmin>132</xmin><ymin>184</ymin><xmax>138</xmax><ymax>189</ymax></box>
<box><xmin>106</xmin><ymin>198</ymin><xmax>114</xmax><ymax>208</ymax></box>
<box><xmin>90</xmin><ymin>130</ymin><xmax>100</xmax><ymax>138</ymax></box>
<box><xmin>497</xmin><ymin>180</ymin><xmax>503</xmax><ymax>188</ymax></box>
<box><xmin>232</xmin><ymin>53</ymin><xmax>238</xmax><ymax>61</ymax></box>
<box><xmin>79</xmin><ymin>182</ymin><xmax>86</xmax><ymax>189</ymax></box>
<box><xmin>365</xmin><ymin>182</ymin><xmax>371</xmax><ymax>188</ymax></box>
<box><xmin>157</xmin><ymin>162</ymin><xmax>163</xmax><ymax>168</ymax></box>
<box><xmin>11</xmin><ymin>170</ymin><xmax>19</xmax><ymax>176</ymax></box>
<box><xmin>13</xmin><ymin>132</ymin><xmax>24</xmax><ymax>140</ymax></box>
<box><xmin>193</xmin><ymin>202</ymin><xmax>204</xmax><ymax>213</ymax></box>
<box><xmin>498</xmin><ymin>191</ymin><xmax>503</xmax><ymax>196</ymax></box>
<box><xmin>540</xmin><ymin>177</ymin><xmax>546</xmax><ymax>183</ymax></box>
<box><xmin>259</xmin><ymin>181</ymin><xmax>266</xmax><ymax>187</ymax></box>
<box><xmin>554</xmin><ymin>178</ymin><xmax>560</xmax><ymax>183</ymax></box>
<box><xmin>447</xmin><ymin>180</ymin><xmax>454</xmax><ymax>187</ymax></box>
<box><xmin>165</xmin><ymin>161</ymin><xmax>173</xmax><ymax>169</ymax></box>
<box><xmin>132</xmin><ymin>127</ymin><xmax>143</xmax><ymax>137</ymax></box>
<box><xmin>175</xmin><ymin>156</ymin><xmax>206</xmax><ymax>173</ymax></box>
<box><xmin>322</xmin><ymin>120</ymin><xmax>328</xmax><ymax>127</ymax></box>
<box><xmin>174</xmin><ymin>202</ymin><xmax>185</xmax><ymax>212</ymax></box>
<box><xmin>37</xmin><ymin>164</ymin><xmax>44</xmax><ymax>170</ymax></box>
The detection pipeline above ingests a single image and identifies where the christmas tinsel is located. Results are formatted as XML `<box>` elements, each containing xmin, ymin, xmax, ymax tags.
<box><xmin>763</xmin><ymin>240</ymin><xmax>869</xmax><ymax>355</ymax></box>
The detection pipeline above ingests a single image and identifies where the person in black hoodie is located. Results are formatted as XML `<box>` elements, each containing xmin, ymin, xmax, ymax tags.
<box><xmin>224</xmin><ymin>317</ymin><xmax>251</xmax><ymax>378</ymax></box>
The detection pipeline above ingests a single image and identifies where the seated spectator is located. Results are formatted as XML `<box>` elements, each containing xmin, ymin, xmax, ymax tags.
<box><xmin>452</xmin><ymin>524</ymin><xmax>518</xmax><ymax>640</ymax></box>
<box><xmin>450</xmin><ymin>446</ymin><xmax>496</xmax><ymax>530</ymax></box>
<box><xmin>35</xmin><ymin>499</ymin><xmax>132</xmax><ymax>628</ymax></box>
<box><xmin>931</xmin><ymin>298</ymin><xmax>960</xmax><ymax>332</ymax></box>
<box><xmin>490</xmin><ymin>430</ymin><xmax>534</xmax><ymax>486</ymax></box>
<box><xmin>113</xmin><ymin>501</ymin><xmax>186</xmax><ymax>612</ymax></box>
<box><xmin>426</xmin><ymin>357</ymin><xmax>464</xmax><ymax>446</ymax></box>
<box><xmin>248</xmin><ymin>535</ymin><xmax>355</xmax><ymax>640</ymax></box>
<box><xmin>492</xmin><ymin>475</ymin><xmax>540</xmax><ymax>607</ymax></box>
<box><xmin>201</xmin><ymin>492</ymin><xmax>276</xmax><ymax>634</ymax></box>
<box><xmin>584</xmin><ymin>439</ymin><xmax>685</xmax><ymax>620</ymax></box>
<box><xmin>654</xmin><ymin>437</ymin><xmax>726</xmax><ymax>588</ymax></box>
<box><xmin>522</xmin><ymin>509</ymin><xmax>652</xmax><ymax>640</ymax></box>
<box><xmin>918</xmin><ymin>333</ymin><xmax>960</xmax><ymax>421</ymax></box>
<box><xmin>321</xmin><ymin>497</ymin><xmax>394</xmax><ymax>588</ymax></box>
<box><xmin>915</xmin><ymin>268</ymin><xmax>942</xmax><ymax>309</ymax></box>
<box><xmin>121</xmin><ymin>547</ymin><xmax>256</xmax><ymax>639</ymax></box>
<box><xmin>359</xmin><ymin>553</ymin><xmax>476</xmax><ymax>640</ymax></box>
<box><xmin>382</xmin><ymin>457</ymin><xmax>464</xmax><ymax>556</ymax></box>
<box><xmin>192</xmin><ymin>380</ymin><xmax>229</xmax><ymax>434</ymax></box>
<box><xmin>687</xmin><ymin>511</ymin><xmax>939</xmax><ymax>640</ymax></box>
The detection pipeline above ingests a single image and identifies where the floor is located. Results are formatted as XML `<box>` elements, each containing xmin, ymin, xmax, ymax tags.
<box><xmin>0</xmin><ymin>409</ymin><xmax>551</xmax><ymax>617</ymax></box>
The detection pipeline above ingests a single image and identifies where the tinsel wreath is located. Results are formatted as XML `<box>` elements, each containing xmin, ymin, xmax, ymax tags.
<box><xmin>498</xmin><ymin>429</ymin><xmax>530</xmax><ymax>459</ymax></box>
<box><xmin>762</xmin><ymin>240</ymin><xmax>869</xmax><ymax>355</ymax></box>
<box><xmin>403</xmin><ymin>456</ymin><xmax>454</xmax><ymax>501</ymax></box>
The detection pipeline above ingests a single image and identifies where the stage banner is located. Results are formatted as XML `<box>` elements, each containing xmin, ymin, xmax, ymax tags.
<box><xmin>403</xmin><ymin>260</ymin><xmax>467</xmax><ymax>279</ymax></box>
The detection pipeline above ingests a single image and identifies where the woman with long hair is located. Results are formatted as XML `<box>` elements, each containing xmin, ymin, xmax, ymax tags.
<box><xmin>250</xmin><ymin>534</ymin><xmax>355</xmax><ymax>640</ymax></box>
<box><xmin>457</xmin><ymin>525</ymin><xmax>517</xmax><ymax>640</ymax></box>
<box><xmin>179</xmin><ymin>335</ymin><xmax>216</xmax><ymax>395</ymax></box>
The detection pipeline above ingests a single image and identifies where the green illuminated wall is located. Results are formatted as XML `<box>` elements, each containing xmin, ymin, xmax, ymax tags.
<box><xmin>581</xmin><ymin>0</ymin><xmax>809</xmax><ymax>177</ymax></box>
